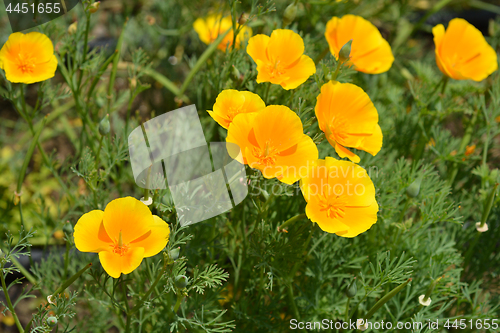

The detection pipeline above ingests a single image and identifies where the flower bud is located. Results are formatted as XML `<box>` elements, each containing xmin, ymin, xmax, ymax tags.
<box><xmin>63</xmin><ymin>221</ymin><xmax>73</xmax><ymax>234</ymax></box>
<box><xmin>88</xmin><ymin>1</ymin><xmax>100</xmax><ymax>13</ymax></box>
<box><xmin>68</xmin><ymin>21</ymin><xmax>78</xmax><ymax>35</ymax></box>
<box><xmin>169</xmin><ymin>247</ymin><xmax>180</xmax><ymax>260</ymax></box>
<box><xmin>339</xmin><ymin>39</ymin><xmax>352</xmax><ymax>63</ymax></box>
<box><xmin>406</xmin><ymin>177</ymin><xmax>422</xmax><ymax>198</ymax></box>
<box><xmin>99</xmin><ymin>114</ymin><xmax>110</xmax><ymax>136</ymax></box>
<box><xmin>238</xmin><ymin>13</ymin><xmax>249</xmax><ymax>26</ymax></box>
<box><xmin>174</xmin><ymin>275</ymin><xmax>188</xmax><ymax>289</ymax></box>
<box><xmin>282</xmin><ymin>3</ymin><xmax>298</xmax><ymax>27</ymax></box>
<box><xmin>232</xmin><ymin>65</ymin><xmax>241</xmax><ymax>81</ymax></box>
<box><xmin>345</xmin><ymin>278</ymin><xmax>357</xmax><ymax>298</ymax></box>
<box><xmin>46</xmin><ymin>316</ymin><xmax>58</xmax><ymax>327</ymax></box>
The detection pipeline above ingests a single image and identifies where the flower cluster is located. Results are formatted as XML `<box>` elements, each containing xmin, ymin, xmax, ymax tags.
<box><xmin>206</xmin><ymin>17</ymin><xmax>391</xmax><ymax>237</ymax></box>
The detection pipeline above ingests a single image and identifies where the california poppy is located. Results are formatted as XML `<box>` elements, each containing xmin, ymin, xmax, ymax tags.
<box><xmin>0</xmin><ymin>32</ymin><xmax>58</xmax><ymax>84</ymax></box>
<box><xmin>325</xmin><ymin>15</ymin><xmax>394</xmax><ymax>74</ymax></box>
<box><xmin>300</xmin><ymin>157</ymin><xmax>378</xmax><ymax>237</ymax></box>
<box><xmin>432</xmin><ymin>18</ymin><xmax>497</xmax><ymax>81</ymax></box>
<box><xmin>193</xmin><ymin>15</ymin><xmax>252</xmax><ymax>50</ymax></box>
<box><xmin>246</xmin><ymin>29</ymin><xmax>316</xmax><ymax>90</ymax></box>
<box><xmin>208</xmin><ymin>89</ymin><xmax>265</xmax><ymax>129</ymax></box>
<box><xmin>74</xmin><ymin>197</ymin><xmax>170</xmax><ymax>278</ymax></box>
<box><xmin>227</xmin><ymin>105</ymin><xmax>318</xmax><ymax>184</ymax></box>
<box><xmin>315</xmin><ymin>81</ymin><xmax>382</xmax><ymax>163</ymax></box>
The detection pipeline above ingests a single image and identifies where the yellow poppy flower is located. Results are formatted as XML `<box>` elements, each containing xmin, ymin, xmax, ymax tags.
<box><xmin>227</xmin><ymin>105</ymin><xmax>318</xmax><ymax>184</ymax></box>
<box><xmin>315</xmin><ymin>81</ymin><xmax>382</xmax><ymax>163</ymax></box>
<box><xmin>300</xmin><ymin>157</ymin><xmax>378</xmax><ymax>237</ymax></box>
<box><xmin>208</xmin><ymin>89</ymin><xmax>265</xmax><ymax>129</ymax></box>
<box><xmin>73</xmin><ymin>197</ymin><xmax>170</xmax><ymax>278</ymax></box>
<box><xmin>193</xmin><ymin>15</ymin><xmax>252</xmax><ymax>50</ymax></box>
<box><xmin>246</xmin><ymin>29</ymin><xmax>316</xmax><ymax>90</ymax></box>
<box><xmin>0</xmin><ymin>32</ymin><xmax>58</xmax><ymax>84</ymax></box>
<box><xmin>432</xmin><ymin>18</ymin><xmax>498</xmax><ymax>81</ymax></box>
<box><xmin>325</xmin><ymin>15</ymin><xmax>394</xmax><ymax>74</ymax></box>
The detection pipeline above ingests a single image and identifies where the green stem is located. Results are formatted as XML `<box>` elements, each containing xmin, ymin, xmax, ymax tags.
<box><xmin>178</xmin><ymin>28</ymin><xmax>231</xmax><ymax>96</ymax></box>
<box><xmin>410</xmin><ymin>0</ymin><xmax>454</xmax><ymax>36</ymax></box>
<box><xmin>173</xmin><ymin>293</ymin><xmax>184</xmax><ymax>312</ymax></box>
<box><xmin>130</xmin><ymin>253</ymin><xmax>168</xmax><ymax>315</ymax></box>
<box><xmin>1</xmin><ymin>263</ymin><xmax>25</xmax><ymax>333</ymax></box>
<box><xmin>95</xmin><ymin>135</ymin><xmax>104</xmax><ymax>167</ymax></box>
<box><xmin>278</xmin><ymin>213</ymin><xmax>307</xmax><ymax>231</ymax></box>
<box><xmin>469</xmin><ymin>0</ymin><xmax>500</xmax><ymax>15</ymax></box>
<box><xmin>286</xmin><ymin>283</ymin><xmax>301</xmax><ymax>320</ymax></box>
<box><xmin>263</xmin><ymin>82</ymin><xmax>271</xmax><ymax>104</ymax></box>
<box><xmin>108</xmin><ymin>18</ymin><xmax>129</xmax><ymax>113</ymax></box>
<box><xmin>447</xmin><ymin>110</ymin><xmax>478</xmax><ymax>187</ymax></box>
<box><xmin>16</xmin><ymin>115</ymin><xmax>47</xmax><ymax>194</ymax></box>
<box><xmin>344</xmin><ymin>298</ymin><xmax>350</xmax><ymax>322</ymax></box>
<box><xmin>480</xmin><ymin>183</ymin><xmax>498</xmax><ymax>228</ymax></box>
<box><xmin>314</xmin><ymin>46</ymin><xmax>330</xmax><ymax>65</ymax></box>
<box><xmin>331</xmin><ymin>60</ymin><xmax>342</xmax><ymax>81</ymax></box>
<box><xmin>363</xmin><ymin>278</ymin><xmax>412</xmax><ymax>320</ymax></box>
<box><xmin>52</xmin><ymin>263</ymin><xmax>92</xmax><ymax>296</ymax></box>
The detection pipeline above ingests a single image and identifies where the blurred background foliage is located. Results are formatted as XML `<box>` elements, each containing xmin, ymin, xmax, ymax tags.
<box><xmin>0</xmin><ymin>0</ymin><xmax>500</xmax><ymax>332</ymax></box>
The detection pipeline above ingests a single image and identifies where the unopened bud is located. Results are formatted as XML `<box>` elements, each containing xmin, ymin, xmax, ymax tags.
<box><xmin>283</xmin><ymin>3</ymin><xmax>298</xmax><ymax>27</ymax></box>
<box><xmin>345</xmin><ymin>278</ymin><xmax>357</xmax><ymax>298</ymax></box>
<box><xmin>98</xmin><ymin>114</ymin><xmax>110</xmax><ymax>136</ymax></box>
<box><xmin>169</xmin><ymin>247</ymin><xmax>180</xmax><ymax>260</ymax></box>
<box><xmin>46</xmin><ymin>317</ymin><xmax>58</xmax><ymax>327</ymax></box>
<box><xmin>232</xmin><ymin>65</ymin><xmax>241</xmax><ymax>80</ymax></box>
<box><xmin>338</xmin><ymin>39</ymin><xmax>352</xmax><ymax>63</ymax></box>
<box><xmin>406</xmin><ymin>177</ymin><xmax>422</xmax><ymax>198</ymax></box>
<box><xmin>88</xmin><ymin>1</ymin><xmax>100</xmax><ymax>14</ymax></box>
<box><xmin>68</xmin><ymin>21</ymin><xmax>78</xmax><ymax>35</ymax></box>
<box><xmin>238</xmin><ymin>13</ymin><xmax>249</xmax><ymax>25</ymax></box>
<box><xmin>174</xmin><ymin>275</ymin><xmax>188</xmax><ymax>289</ymax></box>
<box><xmin>63</xmin><ymin>221</ymin><xmax>73</xmax><ymax>234</ymax></box>
<box><xmin>146</xmin><ymin>15</ymin><xmax>156</xmax><ymax>26</ymax></box>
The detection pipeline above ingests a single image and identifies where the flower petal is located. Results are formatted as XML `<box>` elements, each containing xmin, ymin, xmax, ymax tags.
<box><xmin>335</xmin><ymin>201</ymin><xmax>379</xmax><ymax>238</ymax></box>
<box><xmin>335</xmin><ymin>143</ymin><xmax>360</xmax><ymax>163</ymax></box>
<box><xmin>131</xmin><ymin>215</ymin><xmax>170</xmax><ymax>257</ymax></box>
<box><xmin>280</xmin><ymin>55</ymin><xmax>316</xmax><ymax>90</ymax></box>
<box><xmin>74</xmin><ymin>210</ymin><xmax>111</xmax><ymax>253</ymax></box>
<box><xmin>99</xmin><ymin>247</ymin><xmax>145</xmax><ymax>278</ymax></box>
<box><xmin>103</xmin><ymin>197</ymin><xmax>155</xmax><ymax>244</ymax></box>
<box><xmin>267</xmin><ymin>29</ymin><xmax>305</xmax><ymax>66</ymax></box>
<box><xmin>247</xmin><ymin>34</ymin><xmax>270</xmax><ymax>64</ymax></box>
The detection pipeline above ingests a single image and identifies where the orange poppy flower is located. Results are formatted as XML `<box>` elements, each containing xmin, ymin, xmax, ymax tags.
<box><xmin>325</xmin><ymin>15</ymin><xmax>394</xmax><ymax>74</ymax></box>
<box><xmin>208</xmin><ymin>89</ymin><xmax>265</xmax><ymax>129</ymax></box>
<box><xmin>300</xmin><ymin>157</ymin><xmax>378</xmax><ymax>237</ymax></box>
<box><xmin>227</xmin><ymin>105</ymin><xmax>318</xmax><ymax>184</ymax></box>
<box><xmin>432</xmin><ymin>18</ymin><xmax>498</xmax><ymax>81</ymax></box>
<box><xmin>246</xmin><ymin>29</ymin><xmax>316</xmax><ymax>90</ymax></box>
<box><xmin>73</xmin><ymin>197</ymin><xmax>170</xmax><ymax>278</ymax></box>
<box><xmin>193</xmin><ymin>15</ymin><xmax>252</xmax><ymax>50</ymax></box>
<box><xmin>315</xmin><ymin>81</ymin><xmax>382</xmax><ymax>163</ymax></box>
<box><xmin>0</xmin><ymin>32</ymin><xmax>58</xmax><ymax>84</ymax></box>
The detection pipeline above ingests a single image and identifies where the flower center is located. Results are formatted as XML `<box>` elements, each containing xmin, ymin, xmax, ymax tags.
<box><xmin>17</xmin><ymin>53</ymin><xmax>36</xmax><ymax>74</ymax></box>
<box><xmin>227</xmin><ymin>106</ymin><xmax>242</xmax><ymax>120</ymax></box>
<box><xmin>252</xmin><ymin>141</ymin><xmax>279</xmax><ymax>167</ymax></box>
<box><xmin>318</xmin><ymin>193</ymin><xmax>347</xmax><ymax>219</ymax></box>
<box><xmin>111</xmin><ymin>243</ymin><xmax>130</xmax><ymax>256</ymax></box>
<box><xmin>266</xmin><ymin>59</ymin><xmax>285</xmax><ymax>78</ymax></box>
<box><xmin>110</xmin><ymin>230</ymin><xmax>129</xmax><ymax>256</ymax></box>
<box><xmin>327</xmin><ymin>117</ymin><xmax>349</xmax><ymax>143</ymax></box>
